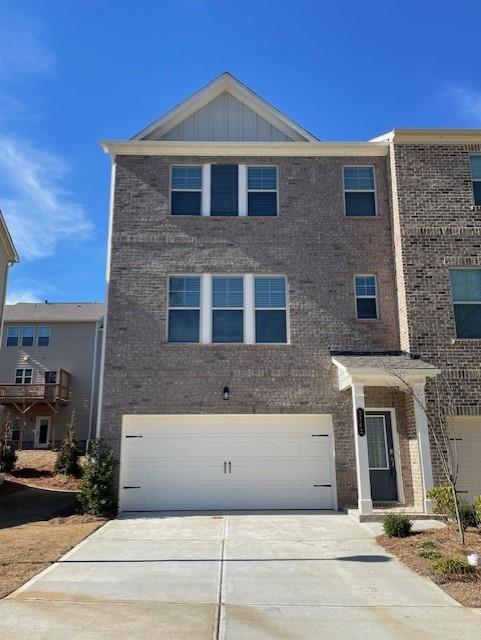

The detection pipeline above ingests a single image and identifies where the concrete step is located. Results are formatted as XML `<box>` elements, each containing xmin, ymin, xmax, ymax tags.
<box><xmin>346</xmin><ymin>508</ymin><xmax>445</xmax><ymax>523</ymax></box>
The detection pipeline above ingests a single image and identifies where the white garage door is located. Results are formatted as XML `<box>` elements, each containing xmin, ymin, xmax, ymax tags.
<box><xmin>454</xmin><ymin>417</ymin><xmax>481</xmax><ymax>501</ymax></box>
<box><xmin>119</xmin><ymin>414</ymin><xmax>336</xmax><ymax>511</ymax></box>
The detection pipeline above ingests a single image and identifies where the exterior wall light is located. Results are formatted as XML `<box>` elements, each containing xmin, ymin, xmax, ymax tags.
<box><xmin>223</xmin><ymin>386</ymin><xmax>230</xmax><ymax>400</ymax></box>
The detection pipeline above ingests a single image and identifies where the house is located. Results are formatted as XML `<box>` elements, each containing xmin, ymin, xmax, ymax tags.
<box><xmin>0</xmin><ymin>302</ymin><xmax>104</xmax><ymax>450</ymax></box>
<box><xmin>0</xmin><ymin>211</ymin><xmax>19</xmax><ymax>339</ymax></box>
<box><xmin>98</xmin><ymin>72</ymin><xmax>481</xmax><ymax>515</ymax></box>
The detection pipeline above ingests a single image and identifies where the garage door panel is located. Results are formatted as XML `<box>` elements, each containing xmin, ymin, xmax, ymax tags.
<box><xmin>120</xmin><ymin>415</ymin><xmax>336</xmax><ymax>511</ymax></box>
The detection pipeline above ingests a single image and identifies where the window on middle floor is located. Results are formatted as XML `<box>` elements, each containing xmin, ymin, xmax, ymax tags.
<box><xmin>212</xmin><ymin>277</ymin><xmax>244</xmax><ymax>343</ymax></box>
<box><xmin>470</xmin><ymin>156</ymin><xmax>481</xmax><ymax>205</ymax></box>
<box><xmin>344</xmin><ymin>166</ymin><xmax>377</xmax><ymax>216</ymax></box>
<box><xmin>355</xmin><ymin>275</ymin><xmax>378</xmax><ymax>319</ymax></box>
<box><xmin>6</xmin><ymin>326</ymin><xmax>19</xmax><ymax>347</ymax></box>
<box><xmin>21</xmin><ymin>326</ymin><xmax>35</xmax><ymax>347</ymax></box>
<box><xmin>168</xmin><ymin>276</ymin><xmax>201</xmax><ymax>343</ymax></box>
<box><xmin>255</xmin><ymin>276</ymin><xmax>287</xmax><ymax>343</ymax></box>
<box><xmin>450</xmin><ymin>269</ymin><xmax>481</xmax><ymax>339</ymax></box>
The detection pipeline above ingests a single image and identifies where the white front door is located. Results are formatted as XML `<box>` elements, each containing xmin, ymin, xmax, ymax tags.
<box><xmin>35</xmin><ymin>416</ymin><xmax>50</xmax><ymax>449</ymax></box>
<box><xmin>119</xmin><ymin>414</ymin><xmax>337</xmax><ymax>511</ymax></box>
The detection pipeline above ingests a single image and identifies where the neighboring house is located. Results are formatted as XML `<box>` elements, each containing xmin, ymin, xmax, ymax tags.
<box><xmin>98</xmin><ymin>72</ymin><xmax>481</xmax><ymax>515</ymax></box>
<box><xmin>0</xmin><ymin>303</ymin><xmax>104</xmax><ymax>451</ymax></box>
<box><xmin>0</xmin><ymin>211</ymin><xmax>19</xmax><ymax>340</ymax></box>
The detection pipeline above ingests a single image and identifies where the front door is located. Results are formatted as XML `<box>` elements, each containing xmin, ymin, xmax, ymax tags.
<box><xmin>35</xmin><ymin>417</ymin><xmax>50</xmax><ymax>449</ymax></box>
<box><xmin>366</xmin><ymin>411</ymin><xmax>398</xmax><ymax>501</ymax></box>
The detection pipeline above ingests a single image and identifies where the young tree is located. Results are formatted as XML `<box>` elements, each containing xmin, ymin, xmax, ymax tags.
<box><xmin>387</xmin><ymin>369</ymin><xmax>465</xmax><ymax>544</ymax></box>
<box><xmin>54</xmin><ymin>410</ymin><xmax>81</xmax><ymax>476</ymax></box>
<box><xmin>0</xmin><ymin>421</ymin><xmax>17</xmax><ymax>474</ymax></box>
<box><xmin>78</xmin><ymin>439</ymin><xmax>117</xmax><ymax>516</ymax></box>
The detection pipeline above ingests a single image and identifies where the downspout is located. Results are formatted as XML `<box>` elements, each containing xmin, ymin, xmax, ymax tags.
<box><xmin>87</xmin><ymin>318</ymin><xmax>101</xmax><ymax>444</ymax></box>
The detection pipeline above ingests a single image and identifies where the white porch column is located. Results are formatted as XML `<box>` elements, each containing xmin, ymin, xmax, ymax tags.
<box><xmin>412</xmin><ymin>382</ymin><xmax>434</xmax><ymax>514</ymax></box>
<box><xmin>351</xmin><ymin>383</ymin><xmax>373</xmax><ymax>515</ymax></box>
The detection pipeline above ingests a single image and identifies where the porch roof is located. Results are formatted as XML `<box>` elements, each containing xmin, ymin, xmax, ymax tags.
<box><xmin>331</xmin><ymin>352</ymin><xmax>441</xmax><ymax>391</ymax></box>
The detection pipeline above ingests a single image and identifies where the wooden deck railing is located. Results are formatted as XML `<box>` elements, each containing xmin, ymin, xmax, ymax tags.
<box><xmin>0</xmin><ymin>369</ymin><xmax>70</xmax><ymax>405</ymax></box>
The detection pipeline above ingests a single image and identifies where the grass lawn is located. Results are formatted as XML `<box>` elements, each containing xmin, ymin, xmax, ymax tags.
<box><xmin>0</xmin><ymin>514</ymin><xmax>106</xmax><ymax>598</ymax></box>
<box><xmin>377</xmin><ymin>525</ymin><xmax>481</xmax><ymax>607</ymax></box>
<box><xmin>5</xmin><ymin>450</ymin><xmax>84</xmax><ymax>491</ymax></box>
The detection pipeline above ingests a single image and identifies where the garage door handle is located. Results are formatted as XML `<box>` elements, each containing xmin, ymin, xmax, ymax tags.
<box><xmin>228</xmin><ymin>461</ymin><xmax>232</xmax><ymax>474</ymax></box>
<box><xmin>224</xmin><ymin>461</ymin><xmax>227</xmax><ymax>474</ymax></box>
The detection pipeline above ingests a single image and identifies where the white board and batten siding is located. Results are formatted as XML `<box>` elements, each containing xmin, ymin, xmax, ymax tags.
<box><xmin>119</xmin><ymin>414</ymin><xmax>337</xmax><ymax>512</ymax></box>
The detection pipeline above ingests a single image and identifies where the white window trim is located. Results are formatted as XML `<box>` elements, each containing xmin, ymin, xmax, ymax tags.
<box><xmin>167</xmin><ymin>276</ymin><xmax>202</xmax><ymax>343</ymax></box>
<box><xmin>167</xmin><ymin>274</ymin><xmax>289</xmax><ymax>344</ymax></box>
<box><xmin>254</xmin><ymin>275</ymin><xmax>289</xmax><ymax>344</ymax></box>
<box><xmin>170</xmin><ymin>164</ymin><xmax>205</xmax><ymax>216</ymax></box>
<box><xmin>170</xmin><ymin>164</ymin><xmax>279</xmax><ymax>217</ymax></box>
<box><xmin>354</xmin><ymin>274</ymin><xmax>379</xmax><ymax>320</ymax></box>
<box><xmin>6</xmin><ymin>326</ymin><xmax>20</xmax><ymax>346</ymax></box>
<box><xmin>21</xmin><ymin>326</ymin><xmax>35</xmax><ymax>346</ymax></box>
<box><xmin>469</xmin><ymin>154</ymin><xmax>481</xmax><ymax>205</ymax></box>
<box><xmin>37</xmin><ymin>326</ymin><xmax>51</xmax><ymax>347</ymax></box>
<box><xmin>449</xmin><ymin>267</ymin><xmax>481</xmax><ymax>339</ymax></box>
<box><xmin>343</xmin><ymin>165</ymin><xmax>378</xmax><ymax>217</ymax></box>
<box><xmin>15</xmin><ymin>368</ymin><xmax>33</xmax><ymax>384</ymax></box>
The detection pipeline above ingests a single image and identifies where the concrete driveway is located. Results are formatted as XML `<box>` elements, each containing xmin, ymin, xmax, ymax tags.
<box><xmin>1</xmin><ymin>512</ymin><xmax>480</xmax><ymax>639</ymax></box>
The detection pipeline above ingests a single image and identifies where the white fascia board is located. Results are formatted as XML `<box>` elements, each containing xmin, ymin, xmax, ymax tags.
<box><xmin>100</xmin><ymin>140</ymin><xmax>389</xmax><ymax>157</ymax></box>
<box><xmin>371</xmin><ymin>128</ymin><xmax>481</xmax><ymax>145</ymax></box>
<box><xmin>0</xmin><ymin>212</ymin><xmax>19</xmax><ymax>263</ymax></box>
<box><xmin>131</xmin><ymin>72</ymin><xmax>319</xmax><ymax>143</ymax></box>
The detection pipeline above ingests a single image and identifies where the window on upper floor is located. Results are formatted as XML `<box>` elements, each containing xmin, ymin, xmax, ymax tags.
<box><xmin>15</xmin><ymin>368</ymin><xmax>32</xmax><ymax>384</ymax></box>
<box><xmin>470</xmin><ymin>156</ymin><xmax>481</xmax><ymax>205</ymax></box>
<box><xmin>168</xmin><ymin>276</ymin><xmax>201</xmax><ymax>343</ymax></box>
<box><xmin>167</xmin><ymin>274</ymin><xmax>288</xmax><ymax>344</ymax></box>
<box><xmin>212</xmin><ymin>276</ymin><xmax>244</xmax><ymax>343</ymax></box>
<box><xmin>254</xmin><ymin>276</ymin><xmax>288</xmax><ymax>343</ymax></box>
<box><xmin>170</xmin><ymin>164</ymin><xmax>278</xmax><ymax>217</ymax></box>
<box><xmin>450</xmin><ymin>269</ymin><xmax>481</xmax><ymax>339</ymax></box>
<box><xmin>344</xmin><ymin>166</ymin><xmax>377</xmax><ymax>217</ymax></box>
<box><xmin>6</xmin><ymin>326</ymin><xmax>19</xmax><ymax>347</ymax></box>
<box><xmin>355</xmin><ymin>275</ymin><xmax>378</xmax><ymax>319</ymax></box>
<box><xmin>37</xmin><ymin>326</ymin><xmax>50</xmax><ymax>347</ymax></box>
<box><xmin>171</xmin><ymin>165</ymin><xmax>203</xmax><ymax>215</ymax></box>
<box><xmin>21</xmin><ymin>326</ymin><xmax>35</xmax><ymax>347</ymax></box>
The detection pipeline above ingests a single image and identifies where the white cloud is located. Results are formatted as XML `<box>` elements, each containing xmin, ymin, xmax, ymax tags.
<box><xmin>445</xmin><ymin>86</ymin><xmax>481</xmax><ymax>125</ymax></box>
<box><xmin>0</xmin><ymin>14</ymin><xmax>54</xmax><ymax>77</ymax></box>
<box><xmin>0</xmin><ymin>135</ymin><xmax>93</xmax><ymax>260</ymax></box>
<box><xmin>6</xmin><ymin>289</ymin><xmax>43</xmax><ymax>304</ymax></box>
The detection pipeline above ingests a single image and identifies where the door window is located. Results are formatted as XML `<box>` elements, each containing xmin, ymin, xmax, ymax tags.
<box><xmin>366</xmin><ymin>415</ymin><xmax>389</xmax><ymax>469</ymax></box>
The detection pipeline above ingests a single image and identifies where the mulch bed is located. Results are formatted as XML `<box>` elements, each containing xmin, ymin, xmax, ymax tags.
<box><xmin>377</xmin><ymin>525</ymin><xmax>481</xmax><ymax>607</ymax></box>
<box><xmin>5</xmin><ymin>450</ymin><xmax>83</xmax><ymax>491</ymax></box>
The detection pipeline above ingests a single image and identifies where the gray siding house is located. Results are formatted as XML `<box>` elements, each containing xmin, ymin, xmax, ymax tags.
<box><xmin>0</xmin><ymin>303</ymin><xmax>104</xmax><ymax>450</ymax></box>
<box><xmin>98</xmin><ymin>73</ymin><xmax>481</xmax><ymax>515</ymax></box>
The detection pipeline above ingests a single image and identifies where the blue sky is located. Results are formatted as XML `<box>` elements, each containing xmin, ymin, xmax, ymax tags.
<box><xmin>1</xmin><ymin>0</ymin><xmax>480</xmax><ymax>304</ymax></box>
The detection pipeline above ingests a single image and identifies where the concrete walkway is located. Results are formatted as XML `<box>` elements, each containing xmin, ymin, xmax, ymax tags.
<box><xmin>1</xmin><ymin>511</ymin><xmax>480</xmax><ymax>639</ymax></box>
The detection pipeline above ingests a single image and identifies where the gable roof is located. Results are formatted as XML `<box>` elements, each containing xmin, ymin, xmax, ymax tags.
<box><xmin>132</xmin><ymin>72</ymin><xmax>319</xmax><ymax>143</ymax></box>
<box><xmin>4</xmin><ymin>302</ymin><xmax>105</xmax><ymax>323</ymax></box>
<box><xmin>0</xmin><ymin>211</ymin><xmax>19</xmax><ymax>263</ymax></box>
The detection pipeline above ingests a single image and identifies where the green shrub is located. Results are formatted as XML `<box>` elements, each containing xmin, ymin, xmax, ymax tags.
<box><xmin>432</xmin><ymin>555</ymin><xmax>474</xmax><ymax>576</ymax></box>
<box><xmin>474</xmin><ymin>496</ymin><xmax>481</xmax><ymax>527</ymax></box>
<box><xmin>419</xmin><ymin>540</ymin><xmax>436</xmax><ymax>550</ymax></box>
<box><xmin>78</xmin><ymin>439</ymin><xmax>117</xmax><ymax>516</ymax></box>
<box><xmin>458</xmin><ymin>501</ymin><xmax>478</xmax><ymax>530</ymax></box>
<box><xmin>54</xmin><ymin>411</ymin><xmax>81</xmax><ymax>477</ymax></box>
<box><xmin>418</xmin><ymin>549</ymin><xmax>442</xmax><ymax>560</ymax></box>
<box><xmin>382</xmin><ymin>514</ymin><xmax>413</xmax><ymax>538</ymax></box>
<box><xmin>427</xmin><ymin>485</ymin><xmax>456</xmax><ymax>518</ymax></box>
<box><xmin>0</xmin><ymin>422</ymin><xmax>16</xmax><ymax>474</ymax></box>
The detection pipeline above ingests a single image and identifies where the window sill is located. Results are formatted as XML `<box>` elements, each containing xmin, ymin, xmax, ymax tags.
<box><xmin>355</xmin><ymin>318</ymin><xmax>382</xmax><ymax>323</ymax></box>
<box><xmin>451</xmin><ymin>337</ymin><xmax>481</xmax><ymax>343</ymax></box>
<box><xmin>344</xmin><ymin>215</ymin><xmax>381</xmax><ymax>220</ymax></box>
<box><xmin>163</xmin><ymin>342</ymin><xmax>290</xmax><ymax>346</ymax></box>
<box><xmin>169</xmin><ymin>213</ymin><xmax>280</xmax><ymax>218</ymax></box>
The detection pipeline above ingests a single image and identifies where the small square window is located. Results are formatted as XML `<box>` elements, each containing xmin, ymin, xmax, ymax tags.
<box><xmin>344</xmin><ymin>167</ymin><xmax>377</xmax><ymax>216</ymax></box>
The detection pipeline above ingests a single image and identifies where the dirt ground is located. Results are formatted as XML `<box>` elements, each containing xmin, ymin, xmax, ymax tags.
<box><xmin>5</xmin><ymin>450</ymin><xmax>84</xmax><ymax>491</ymax></box>
<box><xmin>378</xmin><ymin>525</ymin><xmax>481</xmax><ymax>607</ymax></box>
<box><xmin>0</xmin><ymin>514</ymin><xmax>106</xmax><ymax>598</ymax></box>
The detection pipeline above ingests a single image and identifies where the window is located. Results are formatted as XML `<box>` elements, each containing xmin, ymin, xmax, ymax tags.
<box><xmin>37</xmin><ymin>326</ymin><xmax>50</xmax><ymax>346</ymax></box>
<box><xmin>168</xmin><ymin>276</ymin><xmax>201</xmax><ymax>343</ymax></box>
<box><xmin>212</xmin><ymin>277</ymin><xmax>244</xmax><ymax>343</ymax></box>
<box><xmin>15</xmin><ymin>368</ymin><xmax>32</xmax><ymax>384</ymax></box>
<box><xmin>6</xmin><ymin>326</ymin><xmax>19</xmax><ymax>347</ymax></box>
<box><xmin>367</xmin><ymin>415</ymin><xmax>388</xmax><ymax>469</ymax></box>
<box><xmin>450</xmin><ymin>269</ymin><xmax>481</xmax><ymax>339</ymax></box>
<box><xmin>12</xmin><ymin>417</ymin><xmax>21</xmax><ymax>444</ymax></box>
<box><xmin>21</xmin><ymin>326</ymin><xmax>35</xmax><ymax>347</ymax></box>
<box><xmin>255</xmin><ymin>277</ymin><xmax>287</xmax><ymax>343</ymax></box>
<box><xmin>344</xmin><ymin>166</ymin><xmax>377</xmax><ymax>216</ymax></box>
<box><xmin>171</xmin><ymin>165</ymin><xmax>202</xmax><ymax>215</ymax></box>
<box><xmin>470</xmin><ymin>156</ymin><xmax>481</xmax><ymax>205</ymax></box>
<box><xmin>211</xmin><ymin>165</ymin><xmax>238</xmax><ymax>216</ymax></box>
<box><xmin>45</xmin><ymin>371</ymin><xmax>57</xmax><ymax>384</ymax></box>
<box><xmin>248</xmin><ymin>166</ymin><xmax>278</xmax><ymax>216</ymax></box>
<box><xmin>355</xmin><ymin>275</ymin><xmax>378</xmax><ymax>319</ymax></box>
